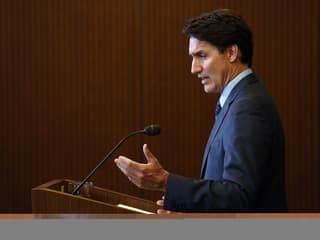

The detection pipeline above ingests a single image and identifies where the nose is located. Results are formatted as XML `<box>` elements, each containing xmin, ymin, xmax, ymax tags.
<box><xmin>191</xmin><ymin>58</ymin><xmax>202</xmax><ymax>74</ymax></box>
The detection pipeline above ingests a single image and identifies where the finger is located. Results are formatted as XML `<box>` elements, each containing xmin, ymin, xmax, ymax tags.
<box><xmin>115</xmin><ymin>156</ymin><xmax>141</xmax><ymax>172</ymax></box>
<box><xmin>118</xmin><ymin>168</ymin><xmax>140</xmax><ymax>187</ymax></box>
<box><xmin>117</xmin><ymin>164</ymin><xmax>140</xmax><ymax>181</ymax></box>
<box><xmin>114</xmin><ymin>158</ymin><xmax>140</xmax><ymax>183</ymax></box>
<box><xmin>157</xmin><ymin>209</ymin><xmax>172</xmax><ymax>214</ymax></box>
<box><xmin>143</xmin><ymin>144</ymin><xmax>157</xmax><ymax>164</ymax></box>
<box><xmin>156</xmin><ymin>199</ymin><xmax>164</xmax><ymax>206</ymax></box>
<box><xmin>114</xmin><ymin>158</ymin><xmax>130</xmax><ymax>176</ymax></box>
<box><xmin>127</xmin><ymin>175</ymin><xmax>139</xmax><ymax>186</ymax></box>
<box><xmin>114</xmin><ymin>157</ymin><xmax>129</xmax><ymax>175</ymax></box>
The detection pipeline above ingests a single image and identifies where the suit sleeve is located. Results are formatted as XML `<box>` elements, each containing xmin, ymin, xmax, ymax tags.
<box><xmin>163</xmin><ymin>98</ymin><xmax>273</xmax><ymax>212</ymax></box>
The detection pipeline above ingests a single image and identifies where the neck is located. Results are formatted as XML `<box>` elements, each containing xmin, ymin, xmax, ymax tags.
<box><xmin>231</xmin><ymin>64</ymin><xmax>249</xmax><ymax>79</ymax></box>
<box><xmin>224</xmin><ymin>64</ymin><xmax>249</xmax><ymax>87</ymax></box>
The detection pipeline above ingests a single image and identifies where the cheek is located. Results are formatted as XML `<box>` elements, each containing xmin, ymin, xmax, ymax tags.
<box><xmin>203</xmin><ymin>59</ymin><xmax>216</xmax><ymax>73</ymax></box>
<box><xmin>208</xmin><ymin>62</ymin><xmax>225</xmax><ymax>80</ymax></box>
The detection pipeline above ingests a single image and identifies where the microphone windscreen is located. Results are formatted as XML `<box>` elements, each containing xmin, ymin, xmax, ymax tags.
<box><xmin>144</xmin><ymin>124</ymin><xmax>161</xmax><ymax>136</ymax></box>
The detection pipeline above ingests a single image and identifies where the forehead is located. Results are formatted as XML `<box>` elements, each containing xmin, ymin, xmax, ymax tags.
<box><xmin>188</xmin><ymin>37</ymin><xmax>215</xmax><ymax>55</ymax></box>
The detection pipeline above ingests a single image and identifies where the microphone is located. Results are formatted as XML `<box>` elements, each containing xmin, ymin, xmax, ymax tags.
<box><xmin>72</xmin><ymin>124</ymin><xmax>161</xmax><ymax>195</ymax></box>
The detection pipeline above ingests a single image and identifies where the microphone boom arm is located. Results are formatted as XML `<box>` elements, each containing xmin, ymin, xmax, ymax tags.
<box><xmin>72</xmin><ymin>130</ymin><xmax>144</xmax><ymax>195</ymax></box>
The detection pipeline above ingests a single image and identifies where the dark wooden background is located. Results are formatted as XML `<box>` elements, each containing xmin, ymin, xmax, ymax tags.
<box><xmin>0</xmin><ymin>0</ymin><xmax>318</xmax><ymax>212</ymax></box>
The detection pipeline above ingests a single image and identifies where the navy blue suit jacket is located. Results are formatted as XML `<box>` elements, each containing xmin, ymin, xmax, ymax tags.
<box><xmin>163</xmin><ymin>73</ymin><xmax>287</xmax><ymax>212</ymax></box>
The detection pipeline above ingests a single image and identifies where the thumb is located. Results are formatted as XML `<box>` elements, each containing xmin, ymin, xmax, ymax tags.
<box><xmin>143</xmin><ymin>144</ymin><xmax>157</xmax><ymax>164</ymax></box>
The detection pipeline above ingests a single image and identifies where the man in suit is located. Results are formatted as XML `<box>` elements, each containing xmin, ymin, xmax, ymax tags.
<box><xmin>114</xmin><ymin>9</ymin><xmax>287</xmax><ymax>212</ymax></box>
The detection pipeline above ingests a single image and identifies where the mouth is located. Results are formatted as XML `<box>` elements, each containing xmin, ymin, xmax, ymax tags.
<box><xmin>198</xmin><ymin>75</ymin><xmax>209</xmax><ymax>85</ymax></box>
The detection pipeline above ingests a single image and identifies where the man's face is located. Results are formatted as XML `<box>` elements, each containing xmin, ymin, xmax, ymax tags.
<box><xmin>189</xmin><ymin>37</ymin><xmax>231</xmax><ymax>93</ymax></box>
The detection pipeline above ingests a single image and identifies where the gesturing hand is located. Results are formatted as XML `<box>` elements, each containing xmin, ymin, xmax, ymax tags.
<box><xmin>114</xmin><ymin>144</ymin><xmax>169</xmax><ymax>191</ymax></box>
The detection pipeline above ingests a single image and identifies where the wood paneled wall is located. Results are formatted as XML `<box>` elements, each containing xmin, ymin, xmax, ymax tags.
<box><xmin>0</xmin><ymin>0</ymin><xmax>318</xmax><ymax>212</ymax></box>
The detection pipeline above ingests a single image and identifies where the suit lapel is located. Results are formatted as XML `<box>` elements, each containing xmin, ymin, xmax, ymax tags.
<box><xmin>200</xmin><ymin>74</ymin><xmax>257</xmax><ymax>178</ymax></box>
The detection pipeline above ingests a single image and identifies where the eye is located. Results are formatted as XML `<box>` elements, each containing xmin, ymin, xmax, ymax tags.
<box><xmin>199</xmin><ymin>53</ymin><xmax>207</xmax><ymax>58</ymax></box>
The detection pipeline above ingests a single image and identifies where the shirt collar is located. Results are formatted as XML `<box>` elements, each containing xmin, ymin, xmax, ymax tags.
<box><xmin>219</xmin><ymin>68</ymin><xmax>253</xmax><ymax>107</ymax></box>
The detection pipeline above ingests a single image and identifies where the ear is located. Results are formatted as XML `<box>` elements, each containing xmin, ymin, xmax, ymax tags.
<box><xmin>226</xmin><ymin>44</ymin><xmax>239</xmax><ymax>63</ymax></box>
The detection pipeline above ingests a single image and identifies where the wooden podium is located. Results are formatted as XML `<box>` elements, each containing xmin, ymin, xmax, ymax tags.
<box><xmin>32</xmin><ymin>179</ymin><xmax>158</xmax><ymax>214</ymax></box>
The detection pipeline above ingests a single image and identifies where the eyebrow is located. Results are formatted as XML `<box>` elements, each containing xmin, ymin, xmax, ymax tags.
<box><xmin>189</xmin><ymin>50</ymin><xmax>205</xmax><ymax>57</ymax></box>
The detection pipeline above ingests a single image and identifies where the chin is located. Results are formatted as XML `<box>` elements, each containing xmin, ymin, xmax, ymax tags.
<box><xmin>204</xmin><ymin>85</ymin><xmax>216</xmax><ymax>94</ymax></box>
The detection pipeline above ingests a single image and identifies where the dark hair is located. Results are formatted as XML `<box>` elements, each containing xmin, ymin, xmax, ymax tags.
<box><xmin>183</xmin><ymin>9</ymin><xmax>253</xmax><ymax>67</ymax></box>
